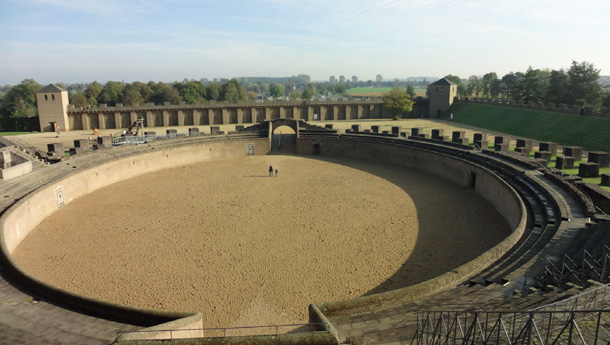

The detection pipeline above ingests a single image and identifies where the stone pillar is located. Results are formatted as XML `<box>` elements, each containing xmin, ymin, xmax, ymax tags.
<box><xmin>371</xmin><ymin>125</ymin><xmax>380</xmax><ymax>133</ymax></box>
<box><xmin>601</xmin><ymin>174</ymin><xmax>610</xmax><ymax>187</ymax></box>
<box><xmin>578</xmin><ymin>162</ymin><xmax>600</xmax><ymax>177</ymax></box>
<box><xmin>357</xmin><ymin>105</ymin><xmax>364</xmax><ymax>119</ymax></box>
<box><xmin>452</xmin><ymin>131</ymin><xmax>466</xmax><ymax>142</ymax></box>
<box><xmin>81</xmin><ymin>113</ymin><xmax>91</xmax><ymax>130</ymax></box>
<box><xmin>210</xmin><ymin>126</ymin><xmax>221</xmax><ymax>135</ymax></box>
<box><xmin>264</xmin><ymin>108</ymin><xmax>272</xmax><ymax>121</ymax></box>
<box><xmin>177</xmin><ymin>110</ymin><xmax>185</xmax><ymax>127</ymax></box>
<box><xmin>162</xmin><ymin>111</ymin><xmax>170</xmax><ymax>127</ymax></box>
<box><xmin>411</xmin><ymin>128</ymin><xmax>423</xmax><ymax>137</ymax></box>
<box><xmin>146</xmin><ymin>111</ymin><xmax>155</xmax><ymax>128</ymax></box>
<box><xmin>391</xmin><ymin>126</ymin><xmax>401</xmax><ymax>136</ymax></box>
<box><xmin>538</xmin><ymin>142</ymin><xmax>557</xmax><ymax>155</ymax></box>
<box><xmin>98</xmin><ymin>113</ymin><xmax>105</xmax><ymax>129</ymax></box>
<box><xmin>564</xmin><ymin>146</ymin><xmax>583</xmax><ymax>161</ymax></box>
<box><xmin>237</xmin><ymin>108</ymin><xmax>244</xmax><ymax>124</ymax></box>
<box><xmin>306</xmin><ymin>106</ymin><xmax>313</xmax><ymax>121</ymax></box>
<box><xmin>193</xmin><ymin>109</ymin><xmax>202</xmax><ymax>125</ymax></box>
<box><xmin>588</xmin><ymin>152</ymin><xmax>610</xmax><ymax>168</ymax></box>
<box><xmin>114</xmin><ymin>112</ymin><xmax>122</xmax><ymax>129</ymax></box>
<box><xmin>534</xmin><ymin>151</ymin><xmax>552</xmax><ymax>163</ymax></box>
<box><xmin>208</xmin><ymin>111</ymin><xmax>215</xmax><ymax>125</ymax></box>
<box><xmin>556</xmin><ymin>156</ymin><xmax>574</xmax><ymax>170</ymax></box>
<box><xmin>331</xmin><ymin>105</ymin><xmax>338</xmax><ymax>120</ymax></box>
<box><xmin>279</xmin><ymin>107</ymin><xmax>286</xmax><ymax>119</ymax></box>
<box><xmin>352</xmin><ymin>124</ymin><xmax>361</xmax><ymax>132</ymax></box>
<box><xmin>431</xmin><ymin>129</ymin><xmax>444</xmax><ymax>139</ymax></box>
<box><xmin>494</xmin><ymin>136</ymin><xmax>506</xmax><ymax>145</ymax></box>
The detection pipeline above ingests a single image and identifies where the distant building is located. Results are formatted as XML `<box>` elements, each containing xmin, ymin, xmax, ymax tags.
<box><xmin>36</xmin><ymin>84</ymin><xmax>69</xmax><ymax>132</ymax></box>
<box><xmin>428</xmin><ymin>78</ymin><xmax>457</xmax><ymax>118</ymax></box>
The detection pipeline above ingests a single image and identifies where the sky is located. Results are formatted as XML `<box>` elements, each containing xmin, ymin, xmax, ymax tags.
<box><xmin>1</xmin><ymin>0</ymin><xmax>609</xmax><ymax>85</ymax></box>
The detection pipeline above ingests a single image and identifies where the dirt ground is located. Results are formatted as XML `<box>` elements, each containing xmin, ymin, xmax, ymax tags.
<box><xmin>13</xmin><ymin>154</ymin><xmax>510</xmax><ymax>329</ymax></box>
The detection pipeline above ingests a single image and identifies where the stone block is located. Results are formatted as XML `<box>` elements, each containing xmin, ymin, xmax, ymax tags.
<box><xmin>513</xmin><ymin>147</ymin><xmax>528</xmax><ymax>155</ymax></box>
<box><xmin>431</xmin><ymin>129</ymin><xmax>444</xmax><ymax>139</ymax></box>
<box><xmin>588</xmin><ymin>151</ymin><xmax>610</xmax><ymax>168</ymax></box>
<box><xmin>188</xmin><ymin>127</ymin><xmax>200</xmax><ymax>136</ymax></box>
<box><xmin>166</xmin><ymin>129</ymin><xmax>177</xmax><ymax>137</ymax></box>
<box><xmin>73</xmin><ymin>139</ymin><xmax>89</xmax><ymax>149</ymax></box>
<box><xmin>538</xmin><ymin>142</ymin><xmax>557</xmax><ymax>155</ymax></box>
<box><xmin>351</xmin><ymin>125</ymin><xmax>361</xmax><ymax>132</ymax></box>
<box><xmin>418</xmin><ymin>133</ymin><xmax>429</xmax><ymax>139</ymax></box>
<box><xmin>382</xmin><ymin>130</ymin><xmax>389</xmax><ymax>134</ymax></box>
<box><xmin>363</xmin><ymin>129</ymin><xmax>370</xmax><ymax>133</ymax></box>
<box><xmin>601</xmin><ymin>174</ymin><xmax>610</xmax><ymax>187</ymax></box>
<box><xmin>563</xmin><ymin>146</ymin><xmax>583</xmax><ymax>161</ymax></box>
<box><xmin>97</xmin><ymin>136</ymin><xmax>111</xmax><ymax>146</ymax></box>
<box><xmin>494</xmin><ymin>144</ymin><xmax>509</xmax><ymax>152</ymax></box>
<box><xmin>400</xmin><ymin>132</ymin><xmax>407</xmax><ymax>138</ymax></box>
<box><xmin>371</xmin><ymin>125</ymin><xmax>380</xmax><ymax>133</ymax></box>
<box><xmin>473</xmin><ymin>133</ymin><xmax>487</xmax><ymax>142</ymax></box>
<box><xmin>47</xmin><ymin>143</ymin><xmax>64</xmax><ymax>153</ymax></box>
<box><xmin>411</xmin><ymin>128</ymin><xmax>423</xmax><ymax>137</ymax></box>
<box><xmin>325</xmin><ymin>124</ymin><xmax>333</xmax><ymax>129</ymax></box>
<box><xmin>452</xmin><ymin>131</ymin><xmax>466</xmax><ymax>141</ymax></box>
<box><xmin>210</xmin><ymin>126</ymin><xmax>221</xmax><ymax>135</ymax></box>
<box><xmin>69</xmin><ymin>147</ymin><xmax>84</xmax><ymax>155</ymax></box>
<box><xmin>494</xmin><ymin>136</ymin><xmax>506</xmax><ymax>145</ymax></box>
<box><xmin>473</xmin><ymin>140</ymin><xmax>488</xmax><ymax>149</ymax></box>
<box><xmin>516</xmin><ymin>139</ymin><xmax>533</xmax><ymax>153</ymax></box>
<box><xmin>453</xmin><ymin>138</ymin><xmax>469</xmax><ymax>145</ymax></box>
<box><xmin>391</xmin><ymin>126</ymin><xmax>401</xmax><ymax>136</ymax></box>
<box><xmin>235</xmin><ymin>125</ymin><xmax>244</xmax><ymax>131</ymax></box>
<box><xmin>144</xmin><ymin>131</ymin><xmax>156</xmax><ymax>136</ymax></box>
<box><xmin>556</xmin><ymin>156</ymin><xmax>575</xmax><ymax>169</ymax></box>
<box><xmin>578</xmin><ymin>162</ymin><xmax>600</xmax><ymax>178</ymax></box>
<box><xmin>534</xmin><ymin>151</ymin><xmax>552</xmax><ymax>162</ymax></box>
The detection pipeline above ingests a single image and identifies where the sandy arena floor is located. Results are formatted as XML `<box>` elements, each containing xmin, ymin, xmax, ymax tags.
<box><xmin>13</xmin><ymin>154</ymin><xmax>511</xmax><ymax>329</ymax></box>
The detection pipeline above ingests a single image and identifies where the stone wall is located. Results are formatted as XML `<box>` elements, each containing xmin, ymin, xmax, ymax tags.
<box><xmin>66</xmin><ymin>100</ymin><xmax>390</xmax><ymax>131</ymax></box>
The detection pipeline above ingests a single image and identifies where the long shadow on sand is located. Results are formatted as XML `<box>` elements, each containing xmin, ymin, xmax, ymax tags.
<box><xmin>292</xmin><ymin>154</ymin><xmax>511</xmax><ymax>297</ymax></box>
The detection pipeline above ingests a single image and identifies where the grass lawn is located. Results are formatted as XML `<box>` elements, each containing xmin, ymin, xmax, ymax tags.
<box><xmin>0</xmin><ymin>132</ymin><xmax>27</xmax><ymax>136</ymax></box>
<box><xmin>446</xmin><ymin>103</ymin><xmax>610</xmax><ymax>153</ymax></box>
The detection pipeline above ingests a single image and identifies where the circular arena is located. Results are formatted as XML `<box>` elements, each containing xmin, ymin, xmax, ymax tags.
<box><xmin>0</xmin><ymin>119</ymin><xmax>607</xmax><ymax>345</ymax></box>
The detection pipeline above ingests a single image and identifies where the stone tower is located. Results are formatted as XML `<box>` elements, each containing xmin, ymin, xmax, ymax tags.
<box><xmin>428</xmin><ymin>78</ymin><xmax>457</xmax><ymax>118</ymax></box>
<box><xmin>36</xmin><ymin>84</ymin><xmax>69</xmax><ymax>132</ymax></box>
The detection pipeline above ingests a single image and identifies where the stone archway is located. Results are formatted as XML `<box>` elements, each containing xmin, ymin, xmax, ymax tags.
<box><xmin>270</xmin><ymin>119</ymin><xmax>299</xmax><ymax>153</ymax></box>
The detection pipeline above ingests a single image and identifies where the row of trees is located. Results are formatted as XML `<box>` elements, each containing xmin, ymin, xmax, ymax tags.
<box><xmin>445</xmin><ymin>61</ymin><xmax>608</xmax><ymax>109</ymax></box>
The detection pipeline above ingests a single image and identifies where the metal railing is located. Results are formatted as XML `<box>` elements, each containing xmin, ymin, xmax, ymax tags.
<box><xmin>410</xmin><ymin>310</ymin><xmax>609</xmax><ymax>345</ymax></box>
<box><xmin>116</xmin><ymin>322</ymin><xmax>330</xmax><ymax>342</ymax></box>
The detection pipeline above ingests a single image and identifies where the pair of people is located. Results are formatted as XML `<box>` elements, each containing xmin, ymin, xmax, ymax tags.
<box><xmin>268</xmin><ymin>165</ymin><xmax>278</xmax><ymax>177</ymax></box>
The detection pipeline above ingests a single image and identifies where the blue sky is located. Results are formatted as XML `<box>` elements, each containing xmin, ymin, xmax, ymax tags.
<box><xmin>1</xmin><ymin>0</ymin><xmax>609</xmax><ymax>85</ymax></box>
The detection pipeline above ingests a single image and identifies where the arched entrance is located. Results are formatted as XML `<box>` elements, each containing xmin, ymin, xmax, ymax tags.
<box><xmin>270</xmin><ymin>119</ymin><xmax>298</xmax><ymax>153</ymax></box>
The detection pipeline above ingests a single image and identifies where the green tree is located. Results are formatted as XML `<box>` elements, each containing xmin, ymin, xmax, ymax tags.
<box><xmin>270</xmin><ymin>83</ymin><xmax>284</xmax><ymax>99</ymax></box>
<box><xmin>175</xmin><ymin>81</ymin><xmax>207</xmax><ymax>104</ymax></box>
<box><xmin>406</xmin><ymin>84</ymin><xmax>416</xmax><ymax>99</ymax></box>
<box><xmin>546</xmin><ymin>69</ymin><xmax>570</xmax><ymax>105</ymax></box>
<box><xmin>69</xmin><ymin>92</ymin><xmax>88</xmax><ymax>108</ymax></box>
<box><xmin>0</xmin><ymin>79</ymin><xmax>41</xmax><ymax>117</ymax></box>
<box><xmin>98</xmin><ymin>81</ymin><xmax>125</xmax><ymax>106</ymax></box>
<box><xmin>206</xmin><ymin>82</ymin><xmax>222</xmax><ymax>101</ymax></box>
<box><xmin>466</xmin><ymin>75</ymin><xmax>483</xmax><ymax>98</ymax></box>
<box><xmin>567</xmin><ymin>60</ymin><xmax>601</xmax><ymax>108</ymax></box>
<box><xmin>84</xmin><ymin>81</ymin><xmax>102</xmax><ymax>106</ymax></box>
<box><xmin>383</xmin><ymin>87</ymin><xmax>414</xmax><ymax>118</ymax></box>
<box><xmin>150</xmin><ymin>82</ymin><xmax>181</xmax><ymax>105</ymax></box>
<box><xmin>514</xmin><ymin>67</ymin><xmax>549</xmax><ymax>103</ymax></box>
<box><xmin>481</xmin><ymin>72</ymin><xmax>498</xmax><ymax>98</ymax></box>
<box><xmin>220</xmin><ymin>78</ymin><xmax>245</xmax><ymax>103</ymax></box>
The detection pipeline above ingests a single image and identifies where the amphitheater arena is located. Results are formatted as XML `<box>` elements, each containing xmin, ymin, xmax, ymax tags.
<box><xmin>0</xmin><ymin>118</ymin><xmax>608</xmax><ymax>345</ymax></box>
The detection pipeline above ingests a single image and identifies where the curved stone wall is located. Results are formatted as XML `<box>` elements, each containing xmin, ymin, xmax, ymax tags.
<box><xmin>0</xmin><ymin>135</ymin><xmax>524</xmax><ymax>329</ymax></box>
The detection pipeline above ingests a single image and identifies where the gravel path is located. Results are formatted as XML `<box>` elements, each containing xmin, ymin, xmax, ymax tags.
<box><xmin>13</xmin><ymin>155</ymin><xmax>510</xmax><ymax>328</ymax></box>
